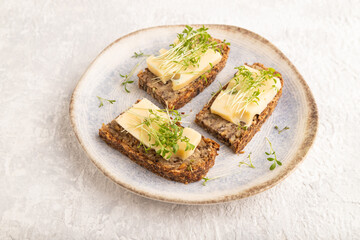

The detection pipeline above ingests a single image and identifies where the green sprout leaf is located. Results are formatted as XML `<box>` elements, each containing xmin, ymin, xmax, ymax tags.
<box><xmin>238</xmin><ymin>125</ymin><xmax>248</xmax><ymax>131</ymax></box>
<box><xmin>120</xmin><ymin>51</ymin><xmax>150</xmax><ymax>93</ymax></box>
<box><xmin>154</xmin><ymin>25</ymin><xmax>228</xmax><ymax>79</ymax></box>
<box><xmin>134</xmin><ymin>108</ymin><xmax>195</xmax><ymax>160</ymax></box>
<box><xmin>132</xmin><ymin>51</ymin><xmax>150</xmax><ymax>58</ymax></box>
<box><xmin>239</xmin><ymin>153</ymin><xmax>256</xmax><ymax>168</ymax></box>
<box><xmin>211</xmin><ymin>82</ymin><xmax>223</xmax><ymax>97</ymax></box>
<box><xmin>217</xmin><ymin>65</ymin><xmax>280</xmax><ymax>117</ymax></box>
<box><xmin>274</xmin><ymin>125</ymin><xmax>290</xmax><ymax>134</ymax></box>
<box><xmin>270</xmin><ymin>162</ymin><xmax>276</xmax><ymax>170</ymax></box>
<box><xmin>202</xmin><ymin>176</ymin><xmax>221</xmax><ymax>186</ymax></box>
<box><xmin>265</xmin><ymin>137</ymin><xmax>282</xmax><ymax>171</ymax></box>
<box><xmin>97</xmin><ymin>96</ymin><xmax>116</xmax><ymax>108</ymax></box>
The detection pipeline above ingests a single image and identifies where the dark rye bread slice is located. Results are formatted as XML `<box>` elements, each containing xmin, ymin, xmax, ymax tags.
<box><xmin>99</xmin><ymin>116</ymin><xmax>220</xmax><ymax>184</ymax></box>
<box><xmin>195</xmin><ymin>63</ymin><xmax>284</xmax><ymax>153</ymax></box>
<box><xmin>138</xmin><ymin>39</ymin><xmax>230</xmax><ymax>109</ymax></box>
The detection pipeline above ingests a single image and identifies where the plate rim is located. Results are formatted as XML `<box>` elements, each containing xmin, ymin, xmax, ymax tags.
<box><xmin>69</xmin><ymin>24</ymin><xmax>318</xmax><ymax>205</ymax></box>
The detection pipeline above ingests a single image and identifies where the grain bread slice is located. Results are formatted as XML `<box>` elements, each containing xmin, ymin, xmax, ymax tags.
<box><xmin>138</xmin><ymin>39</ymin><xmax>230</xmax><ymax>109</ymax></box>
<box><xmin>195</xmin><ymin>63</ymin><xmax>284</xmax><ymax>153</ymax></box>
<box><xmin>99</xmin><ymin>112</ymin><xmax>220</xmax><ymax>184</ymax></box>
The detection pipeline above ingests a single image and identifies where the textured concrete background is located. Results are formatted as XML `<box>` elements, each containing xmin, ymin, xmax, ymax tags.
<box><xmin>0</xmin><ymin>0</ymin><xmax>359</xmax><ymax>239</ymax></box>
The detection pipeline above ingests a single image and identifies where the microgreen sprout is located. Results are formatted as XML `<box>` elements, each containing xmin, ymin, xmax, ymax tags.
<box><xmin>121</xmin><ymin>51</ymin><xmax>149</xmax><ymax>93</ymax></box>
<box><xmin>97</xmin><ymin>96</ymin><xmax>116</xmax><ymax>108</ymax></box>
<box><xmin>238</xmin><ymin>124</ymin><xmax>248</xmax><ymax>131</ymax></box>
<box><xmin>216</xmin><ymin>66</ymin><xmax>280</xmax><ymax>120</ymax></box>
<box><xmin>275</xmin><ymin>125</ymin><xmax>290</xmax><ymax>134</ymax></box>
<box><xmin>265</xmin><ymin>137</ymin><xmax>282</xmax><ymax>170</ymax></box>
<box><xmin>221</xmin><ymin>39</ymin><xmax>231</xmax><ymax>48</ymax></box>
<box><xmin>120</xmin><ymin>59</ymin><xmax>145</xmax><ymax>93</ymax></box>
<box><xmin>200</xmin><ymin>62</ymin><xmax>214</xmax><ymax>84</ymax></box>
<box><xmin>239</xmin><ymin>153</ymin><xmax>255</xmax><ymax>168</ymax></box>
<box><xmin>202</xmin><ymin>176</ymin><xmax>221</xmax><ymax>186</ymax></box>
<box><xmin>154</xmin><ymin>25</ymin><xmax>228</xmax><ymax>79</ymax></box>
<box><xmin>211</xmin><ymin>82</ymin><xmax>223</xmax><ymax>97</ymax></box>
<box><xmin>132</xmin><ymin>51</ymin><xmax>150</xmax><ymax>58</ymax></box>
<box><xmin>119</xmin><ymin>73</ymin><xmax>134</xmax><ymax>93</ymax></box>
<box><xmin>135</xmin><ymin>108</ymin><xmax>194</xmax><ymax>159</ymax></box>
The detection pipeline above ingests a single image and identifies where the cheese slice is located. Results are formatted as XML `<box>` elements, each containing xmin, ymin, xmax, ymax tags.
<box><xmin>116</xmin><ymin>98</ymin><xmax>201</xmax><ymax>160</ymax></box>
<box><xmin>146</xmin><ymin>48</ymin><xmax>222</xmax><ymax>90</ymax></box>
<box><xmin>174</xmin><ymin>127</ymin><xmax>201</xmax><ymax>159</ymax></box>
<box><xmin>211</xmin><ymin>66</ymin><xmax>282</xmax><ymax>126</ymax></box>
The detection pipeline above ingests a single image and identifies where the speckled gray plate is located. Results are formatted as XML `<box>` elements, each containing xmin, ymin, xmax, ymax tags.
<box><xmin>70</xmin><ymin>24</ymin><xmax>318</xmax><ymax>204</ymax></box>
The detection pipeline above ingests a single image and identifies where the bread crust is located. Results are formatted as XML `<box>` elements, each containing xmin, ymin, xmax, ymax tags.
<box><xmin>99</xmin><ymin>119</ymin><xmax>219</xmax><ymax>184</ymax></box>
<box><xmin>138</xmin><ymin>39</ymin><xmax>230</xmax><ymax>109</ymax></box>
<box><xmin>195</xmin><ymin>63</ymin><xmax>284</xmax><ymax>153</ymax></box>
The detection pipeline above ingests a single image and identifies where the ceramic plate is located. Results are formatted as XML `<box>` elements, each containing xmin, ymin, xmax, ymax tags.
<box><xmin>70</xmin><ymin>25</ymin><xmax>318</xmax><ymax>204</ymax></box>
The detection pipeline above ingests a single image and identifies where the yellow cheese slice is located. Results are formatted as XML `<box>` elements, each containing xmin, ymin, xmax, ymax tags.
<box><xmin>172</xmin><ymin>50</ymin><xmax>222</xmax><ymax>90</ymax></box>
<box><xmin>146</xmin><ymin>48</ymin><xmax>222</xmax><ymax>90</ymax></box>
<box><xmin>174</xmin><ymin>127</ymin><xmax>201</xmax><ymax>159</ymax></box>
<box><xmin>211</xmin><ymin>66</ymin><xmax>282</xmax><ymax>126</ymax></box>
<box><xmin>116</xmin><ymin>98</ymin><xmax>201</xmax><ymax>160</ymax></box>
